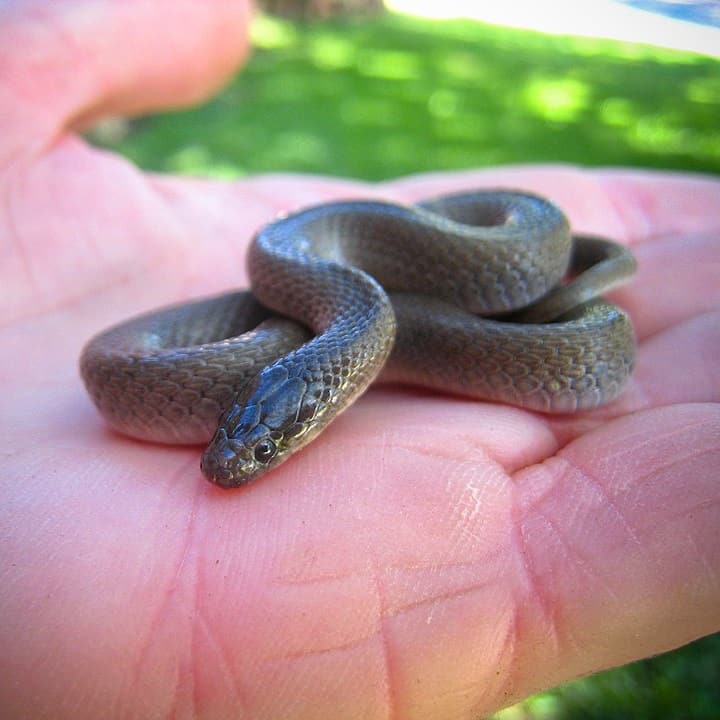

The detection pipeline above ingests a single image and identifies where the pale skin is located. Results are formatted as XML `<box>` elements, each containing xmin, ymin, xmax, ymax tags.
<box><xmin>1</xmin><ymin>2</ymin><xmax>719</xmax><ymax>718</ymax></box>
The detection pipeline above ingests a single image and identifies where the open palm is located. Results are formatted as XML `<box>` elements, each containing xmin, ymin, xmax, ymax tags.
<box><xmin>1</xmin><ymin>2</ymin><xmax>719</xmax><ymax>718</ymax></box>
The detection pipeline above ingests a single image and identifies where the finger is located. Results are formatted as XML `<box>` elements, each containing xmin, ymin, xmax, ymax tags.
<box><xmin>0</xmin><ymin>0</ymin><xmax>252</xmax><ymax>155</ymax></box>
<box><xmin>615</xmin><ymin>230</ymin><xmax>720</xmax><ymax>340</ymax></box>
<box><xmin>596</xmin><ymin>168</ymin><xmax>720</xmax><ymax>241</ymax></box>
<box><xmin>546</xmin><ymin>304</ymin><xmax>720</xmax><ymax>429</ymax></box>
<box><xmin>591</xmin><ymin>229</ymin><xmax>720</xmax><ymax>414</ymax></box>
<box><xmin>495</xmin><ymin>403</ymin><xmax>720</xmax><ymax>713</ymax></box>
<box><xmin>633</xmin><ymin>309</ymin><xmax>720</xmax><ymax>407</ymax></box>
<box><xmin>386</xmin><ymin>166</ymin><xmax>720</xmax><ymax>242</ymax></box>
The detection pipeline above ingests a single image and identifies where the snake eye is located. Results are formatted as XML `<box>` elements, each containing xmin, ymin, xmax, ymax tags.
<box><xmin>253</xmin><ymin>439</ymin><xmax>277</xmax><ymax>464</ymax></box>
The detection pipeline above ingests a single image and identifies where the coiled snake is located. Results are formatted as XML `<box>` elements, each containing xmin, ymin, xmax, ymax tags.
<box><xmin>80</xmin><ymin>191</ymin><xmax>636</xmax><ymax>488</ymax></box>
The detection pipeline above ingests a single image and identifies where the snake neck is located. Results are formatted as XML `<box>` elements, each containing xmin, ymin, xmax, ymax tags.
<box><xmin>200</xmin><ymin>234</ymin><xmax>396</xmax><ymax>486</ymax></box>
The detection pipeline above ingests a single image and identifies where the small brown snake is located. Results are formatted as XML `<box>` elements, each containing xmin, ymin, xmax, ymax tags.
<box><xmin>80</xmin><ymin>190</ymin><xmax>636</xmax><ymax>487</ymax></box>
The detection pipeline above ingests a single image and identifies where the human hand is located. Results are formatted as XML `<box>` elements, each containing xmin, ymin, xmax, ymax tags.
<box><xmin>1</xmin><ymin>2</ymin><xmax>719</xmax><ymax>718</ymax></box>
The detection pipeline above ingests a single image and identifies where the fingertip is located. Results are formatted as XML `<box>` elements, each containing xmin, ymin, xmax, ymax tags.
<box><xmin>73</xmin><ymin>0</ymin><xmax>255</xmax><ymax>123</ymax></box>
<box><xmin>0</xmin><ymin>0</ymin><xmax>254</xmax><ymax>149</ymax></box>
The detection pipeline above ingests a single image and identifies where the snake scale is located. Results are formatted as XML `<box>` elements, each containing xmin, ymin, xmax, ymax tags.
<box><xmin>80</xmin><ymin>191</ymin><xmax>637</xmax><ymax>488</ymax></box>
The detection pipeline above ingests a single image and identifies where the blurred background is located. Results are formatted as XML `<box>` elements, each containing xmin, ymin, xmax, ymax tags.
<box><xmin>89</xmin><ymin>0</ymin><xmax>720</xmax><ymax>181</ymax></box>
<box><xmin>88</xmin><ymin>1</ymin><xmax>720</xmax><ymax>717</ymax></box>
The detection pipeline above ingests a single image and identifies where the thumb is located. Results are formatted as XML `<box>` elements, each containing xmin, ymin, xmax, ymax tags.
<box><xmin>0</xmin><ymin>0</ymin><xmax>253</xmax><ymax>160</ymax></box>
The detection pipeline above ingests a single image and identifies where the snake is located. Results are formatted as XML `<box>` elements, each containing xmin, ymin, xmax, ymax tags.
<box><xmin>80</xmin><ymin>190</ymin><xmax>637</xmax><ymax>488</ymax></box>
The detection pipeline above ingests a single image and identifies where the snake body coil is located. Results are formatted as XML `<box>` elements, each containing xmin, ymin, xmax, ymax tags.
<box><xmin>80</xmin><ymin>191</ymin><xmax>636</xmax><ymax>487</ymax></box>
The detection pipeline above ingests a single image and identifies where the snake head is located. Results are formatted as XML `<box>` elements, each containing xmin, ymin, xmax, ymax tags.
<box><xmin>200</xmin><ymin>421</ymin><xmax>280</xmax><ymax>488</ymax></box>
<box><xmin>200</xmin><ymin>363</ymin><xmax>329</xmax><ymax>488</ymax></box>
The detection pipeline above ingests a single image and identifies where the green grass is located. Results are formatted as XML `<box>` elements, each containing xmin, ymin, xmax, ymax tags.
<box><xmin>88</xmin><ymin>10</ymin><xmax>720</xmax><ymax>718</ymax></box>
<box><xmin>89</xmin><ymin>13</ymin><xmax>720</xmax><ymax>180</ymax></box>
<box><xmin>496</xmin><ymin>633</ymin><xmax>720</xmax><ymax>720</ymax></box>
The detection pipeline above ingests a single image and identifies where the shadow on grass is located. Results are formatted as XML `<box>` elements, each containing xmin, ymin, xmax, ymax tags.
<box><xmin>88</xmin><ymin>13</ymin><xmax>720</xmax><ymax>180</ymax></box>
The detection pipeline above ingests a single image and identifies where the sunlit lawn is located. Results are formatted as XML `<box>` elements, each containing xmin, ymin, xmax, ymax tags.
<box><xmin>90</xmin><ymin>13</ymin><xmax>720</xmax><ymax>180</ymax></box>
<box><xmin>89</xmin><ymin>10</ymin><xmax>720</xmax><ymax>719</ymax></box>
